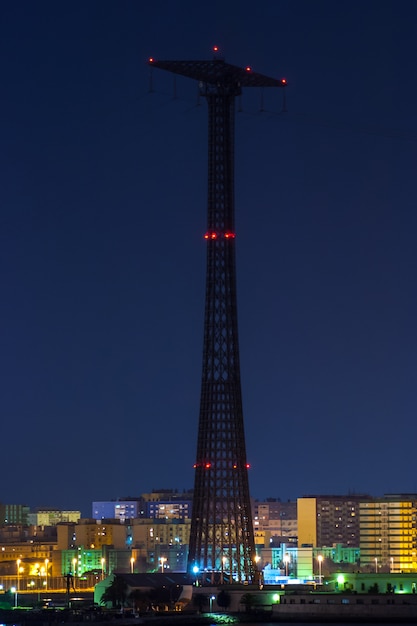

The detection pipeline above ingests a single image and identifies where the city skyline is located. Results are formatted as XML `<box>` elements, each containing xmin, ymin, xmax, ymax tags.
<box><xmin>1</xmin><ymin>1</ymin><xmax>417</xmax><ymax>518</ymax></box>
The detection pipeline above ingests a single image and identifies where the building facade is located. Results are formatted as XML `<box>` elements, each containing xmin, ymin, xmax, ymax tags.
<box><xmin>253</xmin><ymin>499</ymin><xmax>297</xmax><ymax>539</ymax></box>
<box><xmin>298</xmin><ymin>495</ymin><xmax>369</xmax><ymax>548</ymax></box>
<box><xmin>360</xmin><ymin>494</ymin><xmax>417</xmax><ymax>573</ymax></box>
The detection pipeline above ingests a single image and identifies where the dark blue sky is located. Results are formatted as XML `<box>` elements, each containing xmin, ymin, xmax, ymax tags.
<box><xmin>1</xmin><ymin>1</ymin><xmax>416</xmax><ymax>517</ymax></box>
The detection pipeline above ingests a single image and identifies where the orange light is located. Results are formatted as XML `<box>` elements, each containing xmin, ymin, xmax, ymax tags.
<box><xmin>233</xmin><ymin>464</ymin><xmax>237</xmax><ymax>469</ymax></box>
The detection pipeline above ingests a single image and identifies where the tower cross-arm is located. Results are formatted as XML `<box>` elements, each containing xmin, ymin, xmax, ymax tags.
<box><xmin>148</xmin><ymin>58</ymin><xmax>286</xmax><ymax>91</ymax></box>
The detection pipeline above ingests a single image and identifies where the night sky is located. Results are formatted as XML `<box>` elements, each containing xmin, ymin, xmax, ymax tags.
<box><xmin>1</xmin><ymin>1</ymin><xmax>417</xmax><ymax>518</ymax></box>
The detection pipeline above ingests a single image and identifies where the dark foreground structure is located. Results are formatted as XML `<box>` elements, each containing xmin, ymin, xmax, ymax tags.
<box><xmin>149</xmin><ymin>53</ymin><xmax>286</xmax><ymax>583</ymax></box>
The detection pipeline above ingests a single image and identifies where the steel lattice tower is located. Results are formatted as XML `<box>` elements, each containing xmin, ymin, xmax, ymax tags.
<box><xmin>149</xmin><ymin>54</ymin><xmax>285</xmax><ymax>584</ymax></box>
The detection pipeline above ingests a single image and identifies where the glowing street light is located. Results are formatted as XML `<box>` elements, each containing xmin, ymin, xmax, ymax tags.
<box><xmin>16</xmin><ymin>559</ymin><xmax>21</xmax><ymax>593</ymax></box>
<box><xmin>11</xmin><ymin>586</ymin><xmax>17</xmax><ymax>608</ymax></box>
<box><xmin>317</xmin><ymin>555</ymin><xmax>323</xmax><ymax>584</ymax></box>
<box><xmin>284</xmin><ymin>554</ymin><xmax>290</xmax><ymax>577</ymax></box>
<box><xmin>160</xmin><ymin>556</ymin><xmax>166</xmax><ymax>573</ymax></box>
<box><xmin>209</xmin><ymin>594</ymin><xmax>216</xmax><ymax>612</ymax></box>
<box><xmin>130</xmin><ymin>557</ymin><xmax>135</xmax><ymax>573</ymax></box>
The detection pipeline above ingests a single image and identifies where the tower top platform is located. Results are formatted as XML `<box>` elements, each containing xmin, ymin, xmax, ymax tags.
<box><xmin>148</xmin><ymin>58</ymin><xmax>286</xmax><ymax>88</ymax></box>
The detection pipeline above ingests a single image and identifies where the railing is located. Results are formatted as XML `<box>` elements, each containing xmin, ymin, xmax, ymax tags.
<box><xmin>0</xmin><ymin>574</ymin><xmax>100</xmax><ymax>592</ymax></box>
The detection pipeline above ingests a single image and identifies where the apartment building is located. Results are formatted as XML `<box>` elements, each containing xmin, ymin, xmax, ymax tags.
<box><xmin>298</xmin><ymin>494</ymin><xmax>370</xmax><ymax>548</ymax></box>
<box><xmin>360</xmin><ymin>494</ymin><xmax>417</xmax><ymax>573</ymax></box>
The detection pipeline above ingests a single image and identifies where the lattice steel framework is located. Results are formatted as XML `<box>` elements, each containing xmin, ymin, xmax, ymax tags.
<box><xmin>149</xmin><ymin>56</ymin><xmax>285</xmax><ymax>583</ymax></box>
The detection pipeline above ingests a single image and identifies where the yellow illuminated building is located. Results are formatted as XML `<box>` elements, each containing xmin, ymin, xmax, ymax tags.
<box><xmin>360</xmin><ymin>495</ymin><xmax>417</xmax><ymax>573</ymax></box>
<box><xmin>297</xmin><ymin>497</ymin><xmax>317</xmax><ymax>547</ymax></box>
<box><xmin>298</xmin><ymin>495</ymin><xmax>366</xmax><ymax>548</ymax></box>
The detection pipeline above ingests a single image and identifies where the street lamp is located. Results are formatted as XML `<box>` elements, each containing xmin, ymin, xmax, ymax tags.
<box><xmin>192</xmin><ymin>565</ymin><xmax>199</xmax><ymax>587</ymax></box>
<box><xmin>284</xmin><ymin>554</ymin><xmax>290</xmax><ymax>577</ymax></box>
<box><xmin>317</xmin><ymin>555</ymin><xmax>323</xmax><ymax>584</ymax></box>
<box><xmin>11</xmin><ymin>586</ymin><xmax>17</xmax><ymax>608</ymax></box>
<box><xmin>130</xmin><ymin>557</ymin><xmax>135</xmax><ymax>573</ymax></box>
<box><xmin>16</xmin><ymin>559</ymin><xmax>21</xmax><ymax>593</ymax></box>
<box><xmin>221</xmin><ymin>555</ymin><xmax>228</xmax><ymax>583</ymax></box>
<box><xmin>160</xmin><ymin>557</ymin><xmax>166</xmax><ymax>573</ymax></box>
<box><xmin>209</xmin><ymin>594</ymin><xmax>216</xmax><ymax>612</ymax></box>
<box><xmin>101</xmin><ymin>558</ymin><xmax>106</xmax><ymax>579</ymax></box>
<box><xmin>44</xmin><ymin>559</ymin><xmax>49</xmax><ymax>591</ymax></box>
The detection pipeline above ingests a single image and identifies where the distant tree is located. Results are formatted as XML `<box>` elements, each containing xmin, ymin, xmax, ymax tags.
<box><xmin>100</xmin><ymin>575</ymin><xmax>128</xmax><ymax>608</ymax></box>
<box><xmin>193</xmin><ymin>593</ymin><xmax>208</xmax><ymax>613</ymax></box>
<box><xmin>129</xmin><ymin>589</ymin><xmax>150</xmax><ymax>612</ymax></box>
<box><xmin>217</xmin><ymin>589</ymin><xmax>231</xmax><ymax>610</ymax></box>
<box><xmin>149</xmin><ymin>585</ymin><xmax>181</xmax><ymax>608</ymax></box>
<box><xmin>368</xmin><ymin>583</ymin><xmax>379</xmax><ymax>594</ymax></box>
<box><xmin>240</xmin><ymin>593</ymin><xmax>257</xmax><ymax>613</ymax></box>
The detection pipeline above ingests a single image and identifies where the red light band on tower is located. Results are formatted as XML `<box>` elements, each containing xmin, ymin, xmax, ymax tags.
<box><xmin>204</xmin><ymin>231</ymin><xmax>236</xmax><ymax>239</ymax></box>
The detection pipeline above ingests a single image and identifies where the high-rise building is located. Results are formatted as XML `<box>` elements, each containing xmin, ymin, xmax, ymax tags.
<box><xmin>298</xmin><ymin>494</ymin><xmax>370</xmax><ymax>548</ymax></box>
<box><xmin>28</xmin><ymin>509</ymin><xmax>81</xmax><ymax>526</ymax></box>
<box><xmin>360</xmin><ymin>494</ymin><xmax>417</xmax><ymax>573</ymax></box>
<box><xmin>0</xmin><ymin>503</ymin><xmax>30</xmax><ymax>525</ymax></box>
<box><xmin>253</xmin><ymin>499</ymin><xmax>297</xmax><ymax>538</ymax></box>
<box><xmin>92</xmin><ymin>500</ymin><xmax>141</xmax><ymax>522</ymax></box>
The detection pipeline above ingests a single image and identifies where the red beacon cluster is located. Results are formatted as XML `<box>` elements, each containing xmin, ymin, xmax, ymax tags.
<box><xmin>204</xmin><ymin>231</ymin><xmax>236</xmax><ymax>240</ymax></box>
<box><xmin>193</xmin><ymin>461</ymin><xmax>250</xmax><ymax>469</ymax></box>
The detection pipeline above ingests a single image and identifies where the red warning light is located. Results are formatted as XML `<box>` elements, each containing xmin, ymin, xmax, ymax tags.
<box><xmin>224</xmin><ymin>232</ymin><xmax>236</xmax><ymax>239</ymax></box>
<box><xmin>149</xmin><ymin>57</ymin><xmax>154</xmax><ymax>63</ymax></box>
<box><xmin>213</xmin><ymin>45</ymin><xmax>219</xmax><ymax>52</ymax></box>
<box><xmin>205</xmin><ymin>463</ymin><xmax>212</xmax><ymax>469</ymax></box>
<box><xmin>245</xmin><ymin>66</ymin><xmax>251</xmax><ymax>72</ymax></box>
<box><xmin>281</xmin><ymin>78</ymin><xmax>287</xmax><ymax>85</ymax></box>
<box><xmin>246</xmin><ymin>463</ymin><xmax>251</xmax><ymax>469</ymax></box>
<box><xmin>233</xmin><ymin>464</ymin><xmax>237</xmax><ymax>469</ymax></box>
<box><xmin>204</xmin><ymin>231</ymin><xmax>218</xmax><ymax>239</ymax></box>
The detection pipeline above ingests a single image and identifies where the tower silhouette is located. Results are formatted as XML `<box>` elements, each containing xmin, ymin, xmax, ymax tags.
<box><xmin>149</xmin><ymin>53</ymin><xmax>286</xmax><ymax>583</ymax></box>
